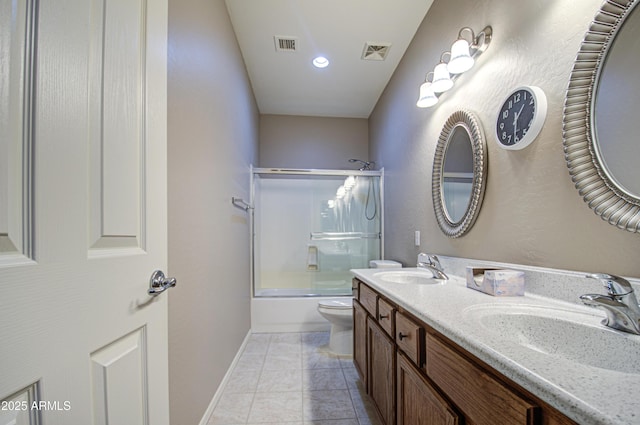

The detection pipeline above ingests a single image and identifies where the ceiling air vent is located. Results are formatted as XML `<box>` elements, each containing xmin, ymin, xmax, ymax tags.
<box><xmin>274</xmin><ymin>36</ymin><xmax>298</xmax><ymax>52</ymax></box>
<box><xmin>362</xmin><ymin>42</ymin><xmax>392</xmax><ymax>61</ymax></box>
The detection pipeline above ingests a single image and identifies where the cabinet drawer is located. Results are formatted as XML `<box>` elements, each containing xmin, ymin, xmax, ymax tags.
<box><xmin>426</xmin><ymin>334</ymin><xmax>539</xmax><ymax>425</ymax></box>
<box><xmin>377</xmin><ymin>298</ymin><xmax>395</xmax><ymax>337</ymax></box>
<box><xmin>352</xmin><ymin>278</ymin><xmax>360</xmax><ymax>298</ymax></box>
<box><xmin>396</xmin><ymin>312</ymin><xmax>424</xmax><ymax>367</ymax></box>
<box><xmin>359</xmin><ymin>282</ymin><xmax>378</xmax><ymax>317</ymax></box>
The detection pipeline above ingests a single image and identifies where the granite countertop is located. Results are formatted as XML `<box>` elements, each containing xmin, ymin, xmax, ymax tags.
<box><xmin>351</xmin><ymin>267</ymin><xmax>640</xmax><ymax>425</ymax></box>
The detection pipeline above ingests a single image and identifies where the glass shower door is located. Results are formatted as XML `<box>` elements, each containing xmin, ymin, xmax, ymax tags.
<box><xmin>253</xmin><ymin>170</ymin><xmax>382</xmax><ymax>297</ymax></box>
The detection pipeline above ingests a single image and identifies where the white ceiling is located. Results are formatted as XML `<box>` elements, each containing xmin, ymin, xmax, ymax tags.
<box><xmin>224</xmin><ymin>0</ymin><xmax>434</xmax><ymax>118</ymax></box>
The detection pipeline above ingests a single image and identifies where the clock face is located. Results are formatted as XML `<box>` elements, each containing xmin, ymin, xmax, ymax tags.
<box><xmin>496</xmin><ymin>86</ymin><xmax>547</xmax><ymax>150</ymax></box>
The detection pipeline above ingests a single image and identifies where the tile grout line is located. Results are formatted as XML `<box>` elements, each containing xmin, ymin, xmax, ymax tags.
<box><xmin>243</xmin><ymin>332</ymin><xmax>271</xmax><ymax>424</ymax></box>
<box><xmin>201</xmin><ymin>329</ymin><xmax>253</xmax><ymax>425</ymax></box>
<box><xmin>211</xmin><ymin>331</ymin><xmax>372</xmax><ymax>425</ymax></box>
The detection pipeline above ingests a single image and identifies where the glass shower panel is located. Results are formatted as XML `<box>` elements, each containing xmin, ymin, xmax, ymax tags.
<box><xmin>253</xmin><ymin>172</ymin><xmax>381</xmax><ymax>297</ymax></box>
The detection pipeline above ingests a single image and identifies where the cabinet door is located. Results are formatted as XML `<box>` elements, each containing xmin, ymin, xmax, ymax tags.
<box><xmin>353</xmin><ymin>299</ymin><xmax>368</xmax><ymax>386</ymax></box>
<box><xmin>368</xmin><ymin>316</ymin><xmax>396</xmax><ymax>425</ymax></box>
<box><xmin>397</xmin><ymin>352</ymin><xmax>460</xmax><ymax>425</ymax></box>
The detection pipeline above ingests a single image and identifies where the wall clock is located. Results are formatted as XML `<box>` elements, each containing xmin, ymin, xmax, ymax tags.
<box><xmin>495</xmin><ymin>86</ymin><xmax>547</xmax><ymax>150</ymax></box>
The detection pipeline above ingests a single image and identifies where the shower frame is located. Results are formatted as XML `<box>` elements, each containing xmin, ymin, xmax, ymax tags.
<box><xmin>249</xmin><ymin>166</ymin><xmax>385</xmax><ymax>298</ymax></box>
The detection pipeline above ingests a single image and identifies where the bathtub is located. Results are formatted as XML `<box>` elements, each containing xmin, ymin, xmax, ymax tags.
<box><xmin>251</xmin><ymin>289</ymin><xmax>353</xmax><ymax>333</ymax></box>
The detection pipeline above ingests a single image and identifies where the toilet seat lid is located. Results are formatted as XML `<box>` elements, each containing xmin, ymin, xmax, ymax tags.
<box><xmin>318</xmin><ymin>298</ymin><xmax>353</xmax><ymax>309</ymax></box>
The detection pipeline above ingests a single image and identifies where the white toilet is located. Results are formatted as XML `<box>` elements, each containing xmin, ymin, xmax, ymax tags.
<box><xmin>317</xmin><ymin>298</ymin><xmax>354</xmax><ymax>356</ymax></box>
<box><xmin>317</xmin><ymin>260</ymin><xmax>402</xmax><ymax>356</ymax></box>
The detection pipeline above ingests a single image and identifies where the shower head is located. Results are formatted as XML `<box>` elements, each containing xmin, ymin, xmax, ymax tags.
<box><xmin>348</xmin><ymin>158</ymin><xmax>375</xmax><ymax>171</ymax></box>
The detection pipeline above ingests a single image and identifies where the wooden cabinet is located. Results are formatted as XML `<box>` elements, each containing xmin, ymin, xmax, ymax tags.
<box><xmin>395</xmin><ymin>311</ymin><xmax>423</xmax><ymax>367</ymax></box>
<box><xmin>378</xmin><ymin>297</ymin><xmax>395</xmax><ymax>336</ymax></box>
<box><xmin>352</xmin><ymin>277</ymin><xmax>578</xmax><ymax>425</ymax></box>
<box><xmin>368</xmin><ymin>316</ymin><xmax>396</xmax><ymax>425</ymax></box>
<box><xmin>353</xmin><ymin>299</ymin><xmax>368</xmax><ymax>386</ymax></box>
<box><xmin>359</xmin><ymin>282</ymin><xmax>378</xmax><ymax>316</ymax></box>
<box><xmin>397</xmin><ymin>352</ymin><xmax>459</xmax><ymax>425</ymax></box>
<box><xmin>426</xmin><ymin>333</ymin><xmax>539</xmax><ymax>425</ymax></box>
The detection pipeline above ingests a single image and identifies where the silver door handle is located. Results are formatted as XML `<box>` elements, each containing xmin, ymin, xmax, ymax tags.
<box><xmin>148</xmin><ymin>270</ymin><xmax>177</xmax><ymax>296</ymax></box>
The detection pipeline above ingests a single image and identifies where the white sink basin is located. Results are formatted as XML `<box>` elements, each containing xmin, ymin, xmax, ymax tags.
<box><xmin>373</xmin><ymin>269</ymin><xmax>443</xmax><ymax>285</ymax></box>
<box><xmin>462</xmin><ymin>304</ymin><xmax>640</xmax><ymax>374</ymax></box>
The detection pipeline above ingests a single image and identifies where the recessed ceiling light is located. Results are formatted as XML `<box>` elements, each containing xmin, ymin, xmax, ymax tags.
<box><xmin>312</xmin><ymin>56</ymin><xmax>329</xmax><ymax>68</ymax></box>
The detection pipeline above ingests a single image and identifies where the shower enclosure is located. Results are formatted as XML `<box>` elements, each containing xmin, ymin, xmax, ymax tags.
<box><xmin>251</xmin><ymin>168</ymin><xmax>383</xmax><ymax>298</ymax></box>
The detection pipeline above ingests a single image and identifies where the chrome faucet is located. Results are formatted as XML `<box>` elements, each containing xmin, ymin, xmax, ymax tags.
<box><xmin>580</xmin><ymin>273</ymin><xmax>640</xmax><ymax>335</ymax></box>
<box><xmin>417</xmin><ymin>253</ymin><xmax>448</xmax><ymax>280</ymax></box>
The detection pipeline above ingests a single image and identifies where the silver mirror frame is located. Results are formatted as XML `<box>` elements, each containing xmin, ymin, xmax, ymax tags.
<box><xmin>563</xmin><ymin>0</ymin><xmax>640</xmax><ymax>232</ymax></box>
<box><xmin>432</xmin><ymin>110</ymin><xmax>487</xmax><ymax>238</ymax></box>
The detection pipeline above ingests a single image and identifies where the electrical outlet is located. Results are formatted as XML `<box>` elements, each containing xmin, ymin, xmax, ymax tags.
<box><xmin>414</xmin><ymin>230</ymin><xmax>420</xmax><ymax>246</ymax></box>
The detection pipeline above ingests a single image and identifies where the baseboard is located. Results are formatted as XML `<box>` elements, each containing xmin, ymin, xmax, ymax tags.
<box><xmin>198</xmin><ymin>329</ymin><xmax>252</xmax><ymax>425</ymax></box>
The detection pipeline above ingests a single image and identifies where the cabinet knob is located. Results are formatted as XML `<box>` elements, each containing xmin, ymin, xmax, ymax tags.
<box><xmin>378</xmin><ymin>313</ymin><xmax>389</xmax><ymax>320</ymax></box>
<box><xmin>398</xmin><ymin>332</ymin><xmax>409</xmax><ymax>341</ymax></box>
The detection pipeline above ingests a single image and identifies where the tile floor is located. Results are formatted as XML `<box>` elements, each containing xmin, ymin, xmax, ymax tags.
<box><xmin>208</xmin><ymin>332</ymin><xmax>383</xmax><ymax>425</ymax></box>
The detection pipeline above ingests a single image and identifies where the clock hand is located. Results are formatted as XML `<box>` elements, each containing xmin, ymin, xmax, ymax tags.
<box><xmin>515</xmin><ymin>104</ymin><xmax>524</xmax><ymax>122</ymax></box>
<box><xmin>512</xmin><ymin>104</ymin><xmax>525</xmax><ymax>140</ymax></box>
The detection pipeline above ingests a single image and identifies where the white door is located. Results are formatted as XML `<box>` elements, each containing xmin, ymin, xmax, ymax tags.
<box><xmin>0</xmin><ymin>0</ymin><xmax>170</xmax><ymax>424</ymax></box>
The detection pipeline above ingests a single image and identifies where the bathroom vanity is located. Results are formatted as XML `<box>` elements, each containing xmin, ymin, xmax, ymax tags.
<box><xmin>351</xmin><ymin>267</ymin><xmax>640</xmax><ymax>425</ymax></box>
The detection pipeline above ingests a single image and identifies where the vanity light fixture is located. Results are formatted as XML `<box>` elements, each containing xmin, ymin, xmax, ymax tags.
<box><xmin>448</xmin><ymin>28</ymin><xmax>476</xmax><ymax>74</ymax></box>
<box><xmin>416</xmin><ymin>73</ymin><xmax>438</xmax><ymax>108</ymax></box>
<box><xmin>417</xmin><ymin>26</ymin><xmax>492</xmax><ymax>108</ymax></box>
<box><xmin>432</xmin><ymin>53</ymin><xmax>454</xmax><ymax>93</ymax></box>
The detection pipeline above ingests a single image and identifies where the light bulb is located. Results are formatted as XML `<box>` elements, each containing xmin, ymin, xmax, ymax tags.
<box><xmin>448</xmin><ymin>39</ymin><xmax>474</xmax><ymax>74</ymax></box>
<box><xmin>432</xmin><ymin>62</ymin><xmax>454</xmax><ymax>93</ymax></box>
<box><xmin>416</xmin><ymin>82</ymin><xmax>438</xmax><ymax>108</ymax></box>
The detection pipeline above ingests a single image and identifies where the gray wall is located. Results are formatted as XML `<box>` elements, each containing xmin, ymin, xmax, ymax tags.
<box><xmin>370</xmin><ymin>0</ymin><xmax>640</xmax><ymax>278</ymax></box>
<box><xmin>260</xmin><ymin>114</ymin><xmax>369</xmax><ymax>169</ymax></box>
<box><xmin>167</xmin><ymin>0</ymin><xmax>259</xmax><ymax>424</ymax></box>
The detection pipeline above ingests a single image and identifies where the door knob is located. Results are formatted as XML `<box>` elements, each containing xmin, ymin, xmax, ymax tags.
<box><xmin>148</xmin><ymin>270</ymin><xmax>177</xmax><ymax>296</ymax></box>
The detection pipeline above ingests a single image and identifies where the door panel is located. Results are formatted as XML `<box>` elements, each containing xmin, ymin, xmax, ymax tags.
<box><xmin>90</xmin><ymin>328</ymin><xmax>148</xmax><ymax>425</ymax></box>
<box><xmin>0</xmin><ymin>0</ymin><xmax>35</xmax><ymax>265</ymax></box>
<box><xmin>88</xmin><ymin>0</ymin><xmax>147</xmax><ymax>252</ymax></box>
<box><xmin>0</xmin><ymin>0</ymin><xmax>169</xmax><ymax>424</ymax></box>
<box><xmin>0</xmin><ymin>383</ymin><xmax>41</xmax><ymax>425</ymax></box>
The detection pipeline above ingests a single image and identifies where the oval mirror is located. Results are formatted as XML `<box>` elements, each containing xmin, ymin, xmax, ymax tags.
<box><xmin>564</xmin><ymin>0</ymin><xmax>640</xmax><ymax>232</ymax></box>
<box><xmin>433</xmin><ymin>110</ymin><xmax>487</xmax><ymax>238</ymax></box>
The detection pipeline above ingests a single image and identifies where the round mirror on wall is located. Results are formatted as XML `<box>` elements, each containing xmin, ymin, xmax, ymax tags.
<box><xmin>433</xmin><ymin>110</ymin><xmax>487</xmax><ymax>238</ymax></box>
<box><xmin>442</xmin><ymin>125</ymin><xmax>474</xmax><ymax>223</ymax></box>
<box><xmin>564</xmin><ymin>0</ymin><xmax>640</xmax><ymax>232</ymax></box>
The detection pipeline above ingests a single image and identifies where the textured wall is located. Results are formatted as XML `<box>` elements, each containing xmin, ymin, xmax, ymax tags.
<box><xmin>370</xmin><ymin>0</ymin><xmax>640</xmax><ymax>278</ymax></box>
<box><xmin>260</xmin><ymin>114</ymin><xmax>369</xmax><ymax>169</ymax></box>
<box><xmin>167</xmin><ymin>0</ymin><xmax>258</xmax><ymax>424</ymax></box>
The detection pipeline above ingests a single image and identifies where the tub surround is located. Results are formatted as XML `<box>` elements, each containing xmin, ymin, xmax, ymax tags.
<box><xmin>352</xmin><ymin>257</ymin><xmax>640</xmax><ymax>425</ymax></box>
<box><xmin>252</xmin><ymin>296</ymin><xmax>340</xmax><ymax>333</ymax></box>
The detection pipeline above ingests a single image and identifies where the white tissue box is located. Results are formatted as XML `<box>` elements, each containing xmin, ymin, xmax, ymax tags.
<box><xmin>466</xmin><ymin>267</ymin><xmax>525</xmax><ymax>296</ymax></box>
